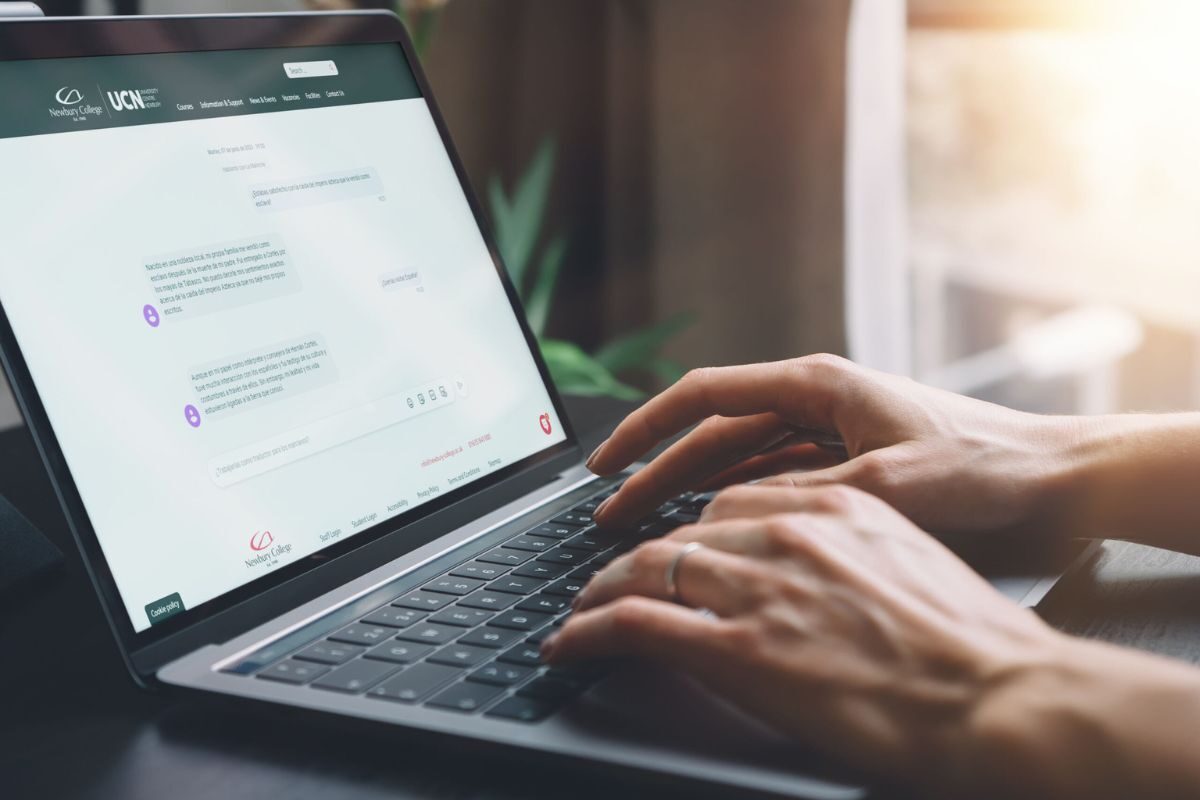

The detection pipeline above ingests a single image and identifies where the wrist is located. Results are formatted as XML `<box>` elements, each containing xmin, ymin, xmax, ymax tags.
<box><xmin>947</xmin><ymin>636</ymin><xmax>1200</xmax><ymax>799</ymax></box>
<box><xmin>940</xmin><ymin>633</ymin><xmax>1101</xmax><ymax>798</ymax></box>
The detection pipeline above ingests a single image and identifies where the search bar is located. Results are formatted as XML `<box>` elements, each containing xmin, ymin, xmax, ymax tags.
<box><xmin>208</xmin><ymin>379</ymin><xmax>456</xmax><ymax>487</ymax></box>
<box><xmin>283</xmin><ymin>60</ymin><xmax>339</xmax><ymax>79</ymax></box>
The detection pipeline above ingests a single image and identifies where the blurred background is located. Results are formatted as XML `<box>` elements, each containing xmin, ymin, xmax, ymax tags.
<box><xmin>4</xmin><ymin>0</ymin><xmax>1200</xmax><ymax>426</ymax></box>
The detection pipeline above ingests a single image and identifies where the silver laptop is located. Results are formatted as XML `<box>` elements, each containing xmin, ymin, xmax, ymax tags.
<box><xmin>0</xmin><ymin>12</ymin><xmax>1080</xmax><ymax>799</ymax></box>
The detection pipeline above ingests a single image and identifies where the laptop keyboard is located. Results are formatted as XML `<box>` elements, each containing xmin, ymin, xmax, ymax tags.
<box><xmin>239</xmin><ymin>484</ymin><xmax>713</xmax><ymax>723</ymax></box>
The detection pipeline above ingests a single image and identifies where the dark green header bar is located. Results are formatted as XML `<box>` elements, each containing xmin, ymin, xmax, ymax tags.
<box><xmin>0</xmin><ymin>42</ymin><xmax>420</xmax><ymax>140</ymax></box>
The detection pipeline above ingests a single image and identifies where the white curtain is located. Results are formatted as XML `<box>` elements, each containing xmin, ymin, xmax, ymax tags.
<box><xmin>845</xmin><ymin>0</ymin><xmax>911</xmax><ymax>375</ymax></box>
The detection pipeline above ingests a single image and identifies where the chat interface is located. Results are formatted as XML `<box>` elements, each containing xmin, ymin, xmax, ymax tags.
<box><xmin>0</xmin><ymin>43</ymin><xmax>565</xmax><ymax>632</ymax></box>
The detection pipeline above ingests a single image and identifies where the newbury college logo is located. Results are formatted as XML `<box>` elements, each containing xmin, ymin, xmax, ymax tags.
<box><xmin>55</xmin><ymin>87</ymin><xmax>83</xmax><ymax>105</ymax></box>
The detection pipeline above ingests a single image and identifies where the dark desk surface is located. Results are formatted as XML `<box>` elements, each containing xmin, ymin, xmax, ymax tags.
<box><xmin>4</xmin><ymin>394</ymin><xmax>1200</xmax><ymax>800</ymax></box>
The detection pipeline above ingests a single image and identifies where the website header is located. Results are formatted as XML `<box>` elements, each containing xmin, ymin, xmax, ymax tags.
<box><xmin>0</xmin><ymin>43</ymin><xmax>419</xmax><ymax>140</ymax></box>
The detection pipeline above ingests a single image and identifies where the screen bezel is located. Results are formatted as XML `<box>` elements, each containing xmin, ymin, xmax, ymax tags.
<box><xmin>0</xmin><ymin>11</ymin><xmax>582</xmax><ymax>677</ymax></box>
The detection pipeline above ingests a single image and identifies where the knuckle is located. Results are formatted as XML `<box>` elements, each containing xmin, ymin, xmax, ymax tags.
<box><xmin>808</xmin><ymin>484</ymin><xmax>859</xmax><ymax>514</ymax></box>
<box><xmin>797</xmin><ymin>352</ymin><xmax>850</xmax><ymax>379</ymax></box>
<box><xmin>631</xmin><ymin>538</ymin><xmax>672</xmax><ymax>569</ymax></box>
<box><xmin>762</xmin><ymin>515</ymin><xmax>808</xmax><ymax>552</ymax></box>
<box><xmin>721</xmin><ymin>619</ymin><xmax>769</xmax><ymax>660</ymax></box>
<box><xmin>848</xmin><ymin>451</ymin><xmax>894</xmax><ymax>493</ymax></box>
<box><xmin>680</xmin><ymin>366</ymin><xmax>716</xmax><ymax>389</ymax></box>
<box><xmin>707</xmin><ymin>485</ymin><xmax>753</xmax><ymax>516</ymax></box>
<box><xmin>609</xmin><ymin>597</ymin><xmax>655</xmax><ymax>633</ymax></box>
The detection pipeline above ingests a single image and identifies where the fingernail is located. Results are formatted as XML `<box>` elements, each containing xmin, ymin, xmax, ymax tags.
<box><xmin>594</xmin><ymin>496</ymin><xmax>613</xmax><ymax>518</ymax></box>
<box><xmin>586</xmin><ymin>439</ymin><xmax>608</xmax><ymax>470</ymax></box>
<box><xmin>540</xmin><ymin>633</ymin><xmax>559</xmax><ymax>661</ymax></box>
<box><xmin>571</xmin><ymin>594</ymin><xmax>583</xmax><ymax>611</ymax></box>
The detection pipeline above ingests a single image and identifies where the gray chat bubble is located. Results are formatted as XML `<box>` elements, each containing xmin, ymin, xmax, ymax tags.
<box><xmin>189</xmin><ymin>334</ymin><xmax>337</xmax><ymax>420</ymax></box>
<box><xmin>144</xmin><ymin>234</ymin><xmax>299</xmax><ymax>321</ymax></box>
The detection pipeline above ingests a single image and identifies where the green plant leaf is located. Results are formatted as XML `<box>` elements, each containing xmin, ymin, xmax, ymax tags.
<box><xmin>540</xmin><ymin>338</ymin><xmax>643</xmax><ymax>400</ymax></box>
<box><xmin>524</xmin><ymin>234</ymin><xmax>567</xmax><ymax>336</ymax></box>
<box><xmin>488</xmin><ymin>176</ymin><xmax>520</xmax><ymax>283</ymax></box>
<box><xmin>499</xmin><ymin>138</ymin><xmax>556</xmax><ymax>291</ymax></box>
<box><xmin>593</xmin><ymin>312</ymin><xmax>695</xmax><ymax>374</ymax></box>
<box><xmin>646</xmin><ymin>355</ymin><xmax>688</xmax><ymax>384</ymax></box>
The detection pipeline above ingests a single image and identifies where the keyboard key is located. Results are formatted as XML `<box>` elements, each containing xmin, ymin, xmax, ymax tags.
<box><xmin>457</xmin><ymin>591</ymin><xmax>519</xmax><ymax>611</ymax></box>
<box><xmin>424</xmin><ymin>577</ymin><xmax>485</xmax><ymax>596</ymax></box>
<box><xmin>536</xmin><ymin>548</ymin><xmax>587</xmax><ymax>566</ymax></box>
<box><xmin>489</xmin><ymin>609</ymin><xmax>553</xmax><ymax>631</ymax></box>
<box><xmin>429</xmin><ymin>607</ymin><xmax>493</xmax><ymax>628</ymax></box>
<box><xmin>477</xmin><ymin>547</ymin><xmax>536</xmax><ymax>566</ymax></box>
<box><xmin>485</xmin><ymin>695</ymin><xmax>557</xmax><ymax>723</ymax></box>
<box><xmin>487</xmin><ymin>575</ymin><xmax>547</xmax><ymax>595</ymax></box>
<box><xmin>518</xmin><ymin>675</ymin><xmax>589</xmax><ymax>702</ymax></box>
<box><xmin>543</xmin><ymin>578</ymin><xmax>586</xmax><ymax>598</ymax></box>
<box><xmin>363</xmin><ymin>641</ymin><xmax>435</xmax><ymax>664</ymax></box>
<box><xmin>561</xmin><ymin>532</ymin><xmax>610</xmax><ymax>552</ymax></box>
<box><xmin>458</xmin><ymin>626</ymin><xmax>523</xmax><ymax>649</ymax></box>
<box><xmin>669</xmin><ymin>510</ymin><xmax>702</xmax><ymax>524</ymax></box>
<box><xmin>428</xmin><ymin>643</ymin><xmax>493</xmax><ymax>668</ymax></box>
<box><xmin>361</xmin><ymin>607</ymin><xmax>426</xmax><ymax>629</ymax></box>
<box><xmin>525</xmin><ymin>626</ymin><xmax>556</xmax><ymax>645</ymax></box>
<box><xmin>395</xmin><ymin>624</ymin><xmax>460</xmax><ymax>645</ymax></box>
<box><xmin>504</xmin><ymin>535</ymin><xmax>557</xmax><ymax>553</ymax></box>
<box><xmin>449</xmin><ymin>561</ymin><xmax>510</xmax><ymax>581</ymax></box>
<box><xmin>329</xmin><ymin>624</ymin><xmax>395</xmax><ymax>646</ymax></box>
<box><xmin>574</xmin><ymin>499</ymin><xmax>601</xmax><ymax>513</ymax></box>
<box><xmin>468</xmin><ymin>662</ymin><xmax>534</xmax><ymax>687</ymax></box>
<box><xmin>312</xmin><ymin>659</ymin><xmax>399</xmax><ymax>694</ymax></box>
<box><xmin>392</xmin><ymin>591</ymin><xmax>454</xmax><ymax>612</ymax></box>
<box><xmin>568</xmin><ymin>564</ymin><xmax>603</xmax><ymax>581</ymax></box>
<box><xmin>512</xmin><ymin>561</ymin><xmax>570</xmax><ymax>580</ymax></box>
<box><xmin>517</xmin><ymin>594</ymin><xmax>571</xmax><ymax>615</ymax></box>
<box><xmin>368</xmin><ymin>663</ymin><xmax>460</xmax><ymax>703</ymax></box>
<box><xmin>257</xmin><ymin>659</ymin><xmax>330</xmax><ymax>685</ymax></box>
<box><xmin>426</xmin><ymin>680</ymin><xmax>505</xmax><ymax>713</ymax></box>
<box><xmin>294</xmin><ymin>641</ymin><xmax>363</xmax><ymax>665</ymax></box>
<box><xmin>497</xmin><ymin>643</ymin><xmax>545</xmax><ymax>668</ymax></box>
<box><xmin>552</xmin><ymin>511</ymin><xmax>593</xmax><ymax>527</ymax></box>
<box><xmin>590</xmin><ymin>551</ymin><xmax>619</xmax><ymax>567</ymax></box>
<box><xmin>528</xmin><ymin>522</ymin><xmax>578</xmax><ymax>540</ymax></box>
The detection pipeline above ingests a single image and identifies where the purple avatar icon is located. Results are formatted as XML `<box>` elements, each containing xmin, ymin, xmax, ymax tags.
<box><xmin>184</xmin><ymin>404</ymin><xmax>201</xmax><ymax>428</ymax></box>
<box><xmin>143</xmin><ymin>304</ymin><xmax>161</xmax><ymax>328</ymax></box>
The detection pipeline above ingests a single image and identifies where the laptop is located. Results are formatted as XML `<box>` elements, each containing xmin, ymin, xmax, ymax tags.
<box><xmin>0</xmin><ymin>12</ymin><xmax>1086</xmax><ymax>799</ymax></box>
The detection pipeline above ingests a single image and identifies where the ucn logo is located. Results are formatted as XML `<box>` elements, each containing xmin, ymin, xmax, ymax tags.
<box><xmin>55</xmin><ymin>87</ymin><xmax>84</xmax><ymax>105</ymax></box>
<box><xmin>106</xmin><ymin>89</ymin><xmax>146</xmax><ymax>111</ymax></box>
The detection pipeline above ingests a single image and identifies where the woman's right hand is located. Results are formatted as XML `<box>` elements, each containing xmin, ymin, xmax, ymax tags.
<box><xmin>589</xmin><ymin>354</ymin><xmax>1088</xmax><ymax>537</ymax></box>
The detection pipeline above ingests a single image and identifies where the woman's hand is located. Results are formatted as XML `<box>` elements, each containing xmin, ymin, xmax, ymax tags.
<box><xmin>588</xmin><ymin>354</ymin><xmax>1086</xmax><ymax>537</ymax></box>
<box><xmin>545</xmin><ymin>484</ymin><xmax>1200</xmax><ymax>798</ymax></box>
<box><xmin>545</xmin><ymin>484</ymin><xmax>1068</xmax><ymax>793</ymax></box>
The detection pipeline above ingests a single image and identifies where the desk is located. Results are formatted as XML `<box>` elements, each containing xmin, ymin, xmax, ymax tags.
<box><xmin>3</xmin><ymin>394</ymin><xmax>1200</xmax><ymax>800</ymax></box>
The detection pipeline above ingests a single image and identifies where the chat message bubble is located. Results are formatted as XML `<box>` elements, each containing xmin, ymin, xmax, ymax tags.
<box><xmin>144</xmin><ymin>235</ymin><xmax>299</xmax><ymax>320</ymax></box>
<box><xmin>190</xmin><ymin>334</ymin><xmax>336</xmax><ymax>420</ymax></box>
<box><xmin>379</xmin><ymin>268</ymin><xmax>423</xmax><ymax>293</ymax></box>
<box><xmin>250</xmin><ymin>167</ymin><xmax>384</xmax><ymax>212</ymax></box>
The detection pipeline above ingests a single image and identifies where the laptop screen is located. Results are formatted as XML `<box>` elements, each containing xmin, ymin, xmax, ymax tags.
<box><xmin>0</xmin><ymin>41</ymin><xmax>567</xmax><ymax>633</ymax></box>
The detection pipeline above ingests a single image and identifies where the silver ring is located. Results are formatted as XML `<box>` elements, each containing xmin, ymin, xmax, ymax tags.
<box><xmin>665</xmin><ymin>541</ymin><xmax>703</xmax><ymax>603</ymax></box>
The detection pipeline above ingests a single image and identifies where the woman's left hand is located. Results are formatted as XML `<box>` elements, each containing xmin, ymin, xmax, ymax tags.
<box><xmin>543</xmin><ymin>483</ymin><xmax>1070</xmax><ymax>793</ymax></box>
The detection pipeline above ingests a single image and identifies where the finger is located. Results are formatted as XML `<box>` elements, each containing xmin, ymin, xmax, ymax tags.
<box><xmin>593</xmin><ymin>413</ymin><xmax>799</xmax><ymax>527</ymax></box>
<box><xmin>695</xmin><ymin>442</ymin><xmax>846</xmax><ymax>492</ymax></box>
<box><xmin>588</xmin><ymin>357</ymin><xmax>855</xmax><ymax>476</ymax></box>
<box><xmin>699</xmin><ymin>484</ymin><xmax>854</xmax><ymax>523</ymax></box>
<box><xmin>543</xmin><ymin>595</ymin><xmax>731</xmax><ymax>673</ymax></box>
<box><xmin>576</xmin><ymin>535</ymin><xmax>768</xmax><ymax>616</ymax></box>
<box><xmin>756</xmin><ymin>458</ymin><xmax>876</xmax><ymax>493</ymax></box>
